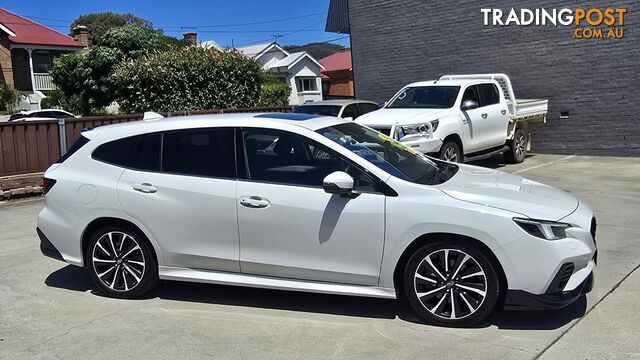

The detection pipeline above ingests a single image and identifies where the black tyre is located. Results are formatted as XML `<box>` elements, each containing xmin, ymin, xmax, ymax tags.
<box><xmin>504</xmin><ymin>128</ymin><xmax>527</xmax><ymax>163</ymax></box>
<box><xmin>403</xmin><ymin>241</ymin><xmax>500</xmax><ymax>327</ymax></box>
<box><xmin>85</xmin><ymin>226</ymin><xmax>159</xmax><ymax>298</ymax></box>
<box><xmin>439</xmin><ymin>141</ymin><xmax>462</xmax><ymax>163</ymax></box>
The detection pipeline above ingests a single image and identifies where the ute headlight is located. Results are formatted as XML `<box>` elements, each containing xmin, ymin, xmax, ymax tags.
<box><xmin>513</xmin><ymin>218</ymin><xmax>571</xmax><ymax>240</ymax></box>
<box><xmin>400</xmin><ymin>120</ymin><xmax>439</xmax><ymax>135</ymax></box>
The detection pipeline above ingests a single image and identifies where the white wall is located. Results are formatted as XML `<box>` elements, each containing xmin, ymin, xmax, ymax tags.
<box><xmin>285</xmin><ymin>59</ymin><xmax>323</xmax><ymax>105</ymax></box>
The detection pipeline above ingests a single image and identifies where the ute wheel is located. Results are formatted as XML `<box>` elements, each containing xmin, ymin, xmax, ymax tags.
<box><xmin>505</xmin><ymin>128</ymin><xmax>527</xmax><ymax>163</ymax></box>
<box><xmin>439</xmin><ymin>141</ymin><xmax>462</xmax><ymax>163</ymax></box>
<box><xmin>85</xmin><ymin>226</ymin><xmax>159</xmax><ymax>298</ymax></box>
<box><xmin>403</xmin><ymin>241</ymin><xmax>500</xmax><ymax>327</ymax></box>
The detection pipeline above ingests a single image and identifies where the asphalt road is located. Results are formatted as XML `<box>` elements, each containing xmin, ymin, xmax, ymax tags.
<box><xmin>1</xmin><ymin>154</ymin><xmax>639</xmax><ymax>359</ymax></box>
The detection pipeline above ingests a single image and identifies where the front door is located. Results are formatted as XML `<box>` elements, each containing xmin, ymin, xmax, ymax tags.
<box><xmin>460</xmin><ymin>85</ymin><xmax>487</xmax><ymax>153</ymax></box>
<box><xmin>237</xmin><ymin>128</ymin><xmax>386</xmax><ymax>286</ymax></box>
<box><xmin>117</xmin><ymin>128</ymin><xmax>240</xmax><ymax>272</ymax></box>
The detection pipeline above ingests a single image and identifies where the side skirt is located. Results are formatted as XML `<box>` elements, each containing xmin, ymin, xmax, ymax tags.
<box><xmin>158</xmin><ymin>266</ymin><xmax>397</xmax><ymax>299</ymax></box>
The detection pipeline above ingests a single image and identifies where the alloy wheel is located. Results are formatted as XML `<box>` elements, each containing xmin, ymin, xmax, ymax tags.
<box><xmin>443</xmin><ymin>146</ymin><xmax>458</xmax><ymax>162</ymax></box>
<box><xmin>515</xmin><ymin>132</ymin><xmax>526</xmax><ymax>158</ymax></box>
<box><xmin>413</xmin><ymin>248</ymin><xmax>487</xmax><ymax>320</ymax></box>
<box><xmin>92</xmin><ymin>231</ymin><xmax>146</xmax><ymax>292</ymax></box>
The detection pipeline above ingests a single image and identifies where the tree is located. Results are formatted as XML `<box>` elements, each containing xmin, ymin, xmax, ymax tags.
<box><xmin>50</xmin><ymin>25</ymin><xmax>186</xmax><ymax>114</ymax></box>
<box><xmin>0</xmin><ymin>83</ymin><xmax>21</xmax><ymax>112</ymax></box>
<box><xmin>70</xmin><ymin>12</ymin><xmax>155</xmax><ymax>45</ymax></box>
<box><xmin>257</xmin><ymin>71</ymin><xmax>291</xmax><ymax>107</ymax></box>
<box><xmin>113</xmin><ymin>47</ymin><xmax>262</xmax><ymax>113</ymax></box>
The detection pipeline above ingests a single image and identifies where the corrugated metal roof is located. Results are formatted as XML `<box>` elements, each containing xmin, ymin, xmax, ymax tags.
<box><xmin>325</xmin><ymin>0</ymin><xmax>350</xmax><ymax>33</ymax></box>
<box><xmin>319</xmin><ymin>49</ymin><xmax>351</xmax><ymax>73</ymax></box>
<box><xmin>0</xmin><ymin>8</ymin><xmax>85</xmax><ymax>48</ymax></box>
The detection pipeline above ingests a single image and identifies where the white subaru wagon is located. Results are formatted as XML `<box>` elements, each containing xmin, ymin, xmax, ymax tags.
<box><xmin>37</xmin><ymin>112</ymin><xmax>597</xmax><ymax>326</ymax></box>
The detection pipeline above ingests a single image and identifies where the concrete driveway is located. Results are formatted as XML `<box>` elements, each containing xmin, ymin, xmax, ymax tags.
<box><xmin>1</xmin><ymin>154</ymin><xmax>639</xmax><ymax>359</ymax></box>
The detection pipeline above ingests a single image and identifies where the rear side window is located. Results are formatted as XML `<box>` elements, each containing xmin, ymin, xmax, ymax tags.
<box><xmin>162</xmin><ymin>128</ymin><xmax>235</xmax><ymax>178</ymax></box>
<box><xmin>478</xmin><ymin>84</ymin><xmax>500</xmax><ymax>106</ymax></box>
<box><xmin>56</xmin><ymin>135</ymin><xmax>89</xmax><ymax>163</ymax></box>
<box><xmin>130</xmin><ymin>133</ymin><xmax>161</xmax><ymax>171</ymax></box>
<box><xmin>92</xmin><ymin>136</ymin><xmax>139</xmax><ymax>166</ymax></box>
<box><xmin>358</xmin><ymin>103</ymin><xmax>379</xmax><ymax>114</ymax></box>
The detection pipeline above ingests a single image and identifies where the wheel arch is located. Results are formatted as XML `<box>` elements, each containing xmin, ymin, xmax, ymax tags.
<box><xmin>441</xmin><ymin>133</ymin><xmax>464</xmax><ymax>155</ymax></box>
<box><xmin>81</xmin><ymin>217</ymin><xmax>161</xmax><ymax>267</ymax></box>
<box><xmin>392</xmin><ymin>232</ymin><xmax>507</xmax><ymax>302</ymax></box>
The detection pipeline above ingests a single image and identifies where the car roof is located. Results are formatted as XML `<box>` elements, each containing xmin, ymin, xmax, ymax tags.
<box><xmin>402</xmin><ymin>79</ymin><xmax>498</xmax><ymax>87</ymax></box>
<box><xmin>296</xmin><ymin>99</ymin><xmax>377</xmax><ymax>107</ymax></box>
<box><xmin>16</xmin><ymin>109</ymin><xmax>71</xmax><ymax>115</ymax></box>
<box><xmin>84</xmin><ymin>112</ymin><xmax>350</xmax><ymax>140</ymax></box>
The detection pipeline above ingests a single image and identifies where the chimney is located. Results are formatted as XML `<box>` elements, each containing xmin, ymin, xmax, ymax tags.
<box><xmin>183</xmin><ymin>32</ymin><xmax>197</xmax><ymax>46</ymax></box>
<box><xmin>71</xmin><ymin>25</ymin><xmax>89</xmax><ymax>48</ymax></box>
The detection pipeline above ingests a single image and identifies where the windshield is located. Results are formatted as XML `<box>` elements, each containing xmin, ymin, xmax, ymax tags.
<box><xmin>317</xmin><ymin>122</ymin><xmax>458</xmax><ymax>185</ymax></box>
<box><xmin>387</xmin><ymin>86</ymin><xmax>460</xmax><ymax>109</ymax></box>
<box><xmin>293</xmin><ymin>105</ymin><xmax>341</xmax><ymax>117</ymax></box>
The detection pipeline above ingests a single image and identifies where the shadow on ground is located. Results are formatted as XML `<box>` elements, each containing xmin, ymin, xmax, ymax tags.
<box><xmin>467</xmin><ymin>154</ymin><xmax>536</xmax><ymax>169</ymax></box>
<box><xmin>46</xmin><ymin>264</ymin><xmax>586</xmax><ymax>330</ymax></box>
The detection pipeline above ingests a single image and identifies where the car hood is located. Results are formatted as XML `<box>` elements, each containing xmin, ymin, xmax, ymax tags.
<box><xmin>355</xmin><ymin>108</ymin><xmax>449</xmax><ymax>127</ymax></box>
<box><xmin>438</xmin><ymin>164</ymin><xmax>579</xmax><ymax>221</ymax></box>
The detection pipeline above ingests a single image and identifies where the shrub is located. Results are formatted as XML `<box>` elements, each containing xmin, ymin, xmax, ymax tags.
<box><xmin>114</xmin><ymin>47</ymin><xmax>262</xmax><ymax>113</ymax></box>
<box><xmin>0</xmin><ymin>84</ymin><xmax>22</xmax><ymax>112</ymax></box>
<box><xmin>40</xmin><ymin>89</ymin><xmax>82</xmax><ymax>114</ymax></box>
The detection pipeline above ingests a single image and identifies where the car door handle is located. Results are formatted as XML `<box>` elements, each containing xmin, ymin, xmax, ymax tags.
<box><xmin>501</xmin><ymin>109</ymin><xmax>507</xmax><ymax>115</ymax></box>
<box><xmin>481</xmin><ymin>113</ymin><xmax>488</xmax><ymax>119</ymax></box>
<box><xmin>240</xmin><ymin>196</ymin><xmax>270</xmax><ymax>209</ymax></box>
<box><xmin>132</xmin><ymin>183</ymin><xmax>158</xmax><ymax>194</ymax></box>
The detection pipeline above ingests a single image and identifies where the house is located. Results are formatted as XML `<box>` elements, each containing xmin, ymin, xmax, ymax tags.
<box><xmin>325</xmin><ymin>0</ymin><xmax>638</xmax><ymax>156</ymax></box>
<box><xmin>237</xmin><ymin>42</ymin><xmax>324</xmax><ymax>105</ymax></box>
<box><xmin>0</xmin><ymin>8</ymin><xmax>86</xmax><ymax>110</ymax></box>
<box><xmin>319</xmin><ymin>48</ymin><xmax>353</xmax><ymax>99</ymax></box>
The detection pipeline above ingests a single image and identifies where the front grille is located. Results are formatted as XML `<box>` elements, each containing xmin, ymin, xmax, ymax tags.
<box><xmin>546</xmin><ymin>262</ymin><xmax>575</xmax><ymax>294</ymax></box>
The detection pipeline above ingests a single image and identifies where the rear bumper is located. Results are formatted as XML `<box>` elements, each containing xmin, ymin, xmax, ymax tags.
<box><xmin>37</xmin><ymin>227</ymin><xmax>64</xmax><ymax>262</ymax></box>
<box><xmin>503</xmin><ymin>272</ymin><xmax>593</xmax><ymax>310</ymax></box>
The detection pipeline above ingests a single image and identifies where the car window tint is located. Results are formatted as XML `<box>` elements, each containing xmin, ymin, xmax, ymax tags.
<box><xmin>342</xmin><ymin>104</ymin><xmax>360</xmax><ymax>119</ymax></box>
<box><xmin>130</xmin><ymin>133</ymin><xmax>161</xmax><ymax>171</ymax></box>
<box><xmin>478</xmin><ymin>84</ymin><xmax>500</xmax><ymax>106</ymax></box>
<box><xmin>293</xmin><ymin>105</ymin><xmax>341</xmax><ymax>117</ymax></box>
<box><xmin>243</xmin><ymin>129</ymin><xmax>378</xmax><ymax>192</ymax></box>
<box><xmin>162</xmin><ymin>128</ymin><xmax>235</xmax><ymax>178</ymax></box>
<box><xmin>358</xmin><ymin>103</ymin><xmax>379</xmax><ymax>114</ymax></box>
<box><xmin>462</xmin><ymin>86</ymin><xmax>480</xmax><ymax>104</ymax></box>
<box><xmin>92</xmin><ymin>136</ymin><xmax>139</xmax><ymax>166</ymax></box>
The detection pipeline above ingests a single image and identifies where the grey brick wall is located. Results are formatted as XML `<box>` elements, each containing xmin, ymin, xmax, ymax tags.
<box><xmin>348</xmin><ymin>0</ymin><xmax>639</xmax><ymax>155</ymax></box>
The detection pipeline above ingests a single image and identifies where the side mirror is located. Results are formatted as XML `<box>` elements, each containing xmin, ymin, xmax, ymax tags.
<box><xmin>323</xmin><ymin>171</ymin><xmax>354</xmax><ymax>196</ymax></box>
<box><xmin>461</xmin><ymin>100</ymin><xmax>479</xmax><ymax>111</ymax></box>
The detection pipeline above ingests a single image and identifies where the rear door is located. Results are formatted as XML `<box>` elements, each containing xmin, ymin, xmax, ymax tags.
<box><xmin>477</xmin><ymin>83</ymin><xmax>509</xmax><ymax>148</ymax></box>
<box><xmin>116</xmin><ymin>128</ymin><xmax>240</xmax><ymax>272</ymax></box>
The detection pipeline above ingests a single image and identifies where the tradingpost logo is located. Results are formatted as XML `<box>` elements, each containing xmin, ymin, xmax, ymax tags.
<box><xmin>481</xmin><ymin>7</ymin><xmax>627</xmax><ymax>39</ymax></box>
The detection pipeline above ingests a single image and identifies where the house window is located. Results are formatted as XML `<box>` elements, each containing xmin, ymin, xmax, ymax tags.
<box><xmin>34</xmin><ymin>51</ymin><xmax>52</xmax><ymax>73</ymax></box>
<box><xmin>296</xmin><ymin>77</ymin><xmax>318</xmax><ymax>93</ymax></box>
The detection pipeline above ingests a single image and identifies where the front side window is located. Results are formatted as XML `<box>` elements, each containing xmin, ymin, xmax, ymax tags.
<box><xmin>341</xmin><ymin>104</ymin><xmax>360</xmax><ymax>119</ymax></box>
<box><xmin>317</xmin><ymin>122</ymin><xmax>458</xmax><ymax>185</ymax></box>
<box><xmin>461</xmin><ymin>85</ymin><xmax>480</xmax><ymax>105</ymax></box>
<box><xmin>293</xmin><ymin>105</ymin><xmax>341</xmax><ymax>117</ymax></box>
<box><xmin>358</xmin><ymin>103</ymin><xmax>380</xmax><ymax>114</ymax></box>
<box><xmin>386</xmin><ymin>86</ymin><xmax>460</xmax><ymax>109</ymax></box>
<box><xmin>242</xmin><ymin>129</ymin><xmax>378</xmax><ymax>192</ymax></box>
<box><xmin>162</xmin><ymin>128</ymin><xmax>235</xmax><ymax>178</ymax></box>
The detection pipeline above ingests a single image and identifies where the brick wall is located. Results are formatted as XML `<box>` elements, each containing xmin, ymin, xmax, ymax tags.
<box><xmin>0</xmin><ymin>34</ymin><xmax>14</xmax><ymax>87</ymax></box>
<box><xmin>348</xmin><ymin>0</ymin><xmax>639</xmax><ymax>155</ymax></box>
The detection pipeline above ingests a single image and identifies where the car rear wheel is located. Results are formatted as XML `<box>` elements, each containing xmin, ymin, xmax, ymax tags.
<box><xmin>505</xmin><ymin>128</ymin><xmax>527</xmax><ymax>163</ymax></box>
<box><xmin>403</xmin><ymin>241</ymin><xmax>500</xmax><ymax>326</ymax></box>
<box><xmin>85</xmin><ymin>226</ymin><xmax>158</xmax><ymax>298</ymax></box>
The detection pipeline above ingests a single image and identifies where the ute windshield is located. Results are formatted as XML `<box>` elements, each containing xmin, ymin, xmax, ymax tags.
<box><xmin>386</xmin><ymin>85</ymin><xmax>460</xmax><ymax>109</ymax></box>
<box><xmin>317</xmin><ymin>122</ymin><xmax>457</xmax><ymax>185</ymax></box>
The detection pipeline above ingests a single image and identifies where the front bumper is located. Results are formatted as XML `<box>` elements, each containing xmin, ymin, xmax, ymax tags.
<box><xmin>504</xmin><ymin>271</ymin><xmax>593</xmax><ymax>310</ymax></box>
<box><xmin>399</xmin><ymin>136</ymin><xmax>443</xmax><ymax>154</ymax></box>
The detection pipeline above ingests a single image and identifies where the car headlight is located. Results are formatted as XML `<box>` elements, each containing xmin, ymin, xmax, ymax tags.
<box><xmin>513</xmin><ymin>218</ymin><xmax>571</xmax><ymax>240</ymax></box>
<box><xmin>401</xmin><ymin>120</ymin><xmax>439</xmax><ymax>135</ymax></box>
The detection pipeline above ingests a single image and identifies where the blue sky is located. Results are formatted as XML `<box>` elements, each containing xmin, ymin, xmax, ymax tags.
<box><xmin>2</xmin><ymin>0</ymin><xmax>348</xmax><ymax>47</ymax></box>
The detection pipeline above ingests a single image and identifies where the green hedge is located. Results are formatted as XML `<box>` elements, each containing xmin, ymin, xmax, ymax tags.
<box><xmin>114</xmin><ymin>47</ymin><xmax>262</xmax><ymax>113</ymax></box>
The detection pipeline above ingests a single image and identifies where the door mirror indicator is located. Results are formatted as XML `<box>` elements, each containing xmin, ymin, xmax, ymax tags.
<box><xmin>323</xmin><ymin>171</ymin><xmax>356</xmax><ymax>197</ymax></box>
<box><xmin>461</xmin><ymin>100</ymin><xmax>479</xmax><ymax>111</ymax></box>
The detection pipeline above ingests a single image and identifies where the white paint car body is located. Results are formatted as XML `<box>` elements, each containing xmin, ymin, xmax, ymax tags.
<box><xmin>37</xmin><ymin>112</ymin><xmax>595</xmax><ymax>325</ymax></box>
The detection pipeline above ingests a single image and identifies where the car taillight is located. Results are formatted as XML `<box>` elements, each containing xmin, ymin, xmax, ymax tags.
<box><xmin>42</xmin><ymin>178</ymin><xmax>57</xmax><ymax>195</ymax></box>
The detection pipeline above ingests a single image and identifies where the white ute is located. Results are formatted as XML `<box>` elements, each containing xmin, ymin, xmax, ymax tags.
<box><xmin>356</xmin><ymin>74</ymin><xmax>548</xmax><ymax>163</ymax></box>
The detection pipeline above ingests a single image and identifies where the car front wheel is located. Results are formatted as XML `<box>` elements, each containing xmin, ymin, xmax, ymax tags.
<box><xmin>404</xmin><ymin>241</ymin><xmax>500</xmax><ymax>326</ymax></box>
<box><xmin>85</xmin><ymin>226</ymin><xmax>159</xmax><ymax>298</ymax></box>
